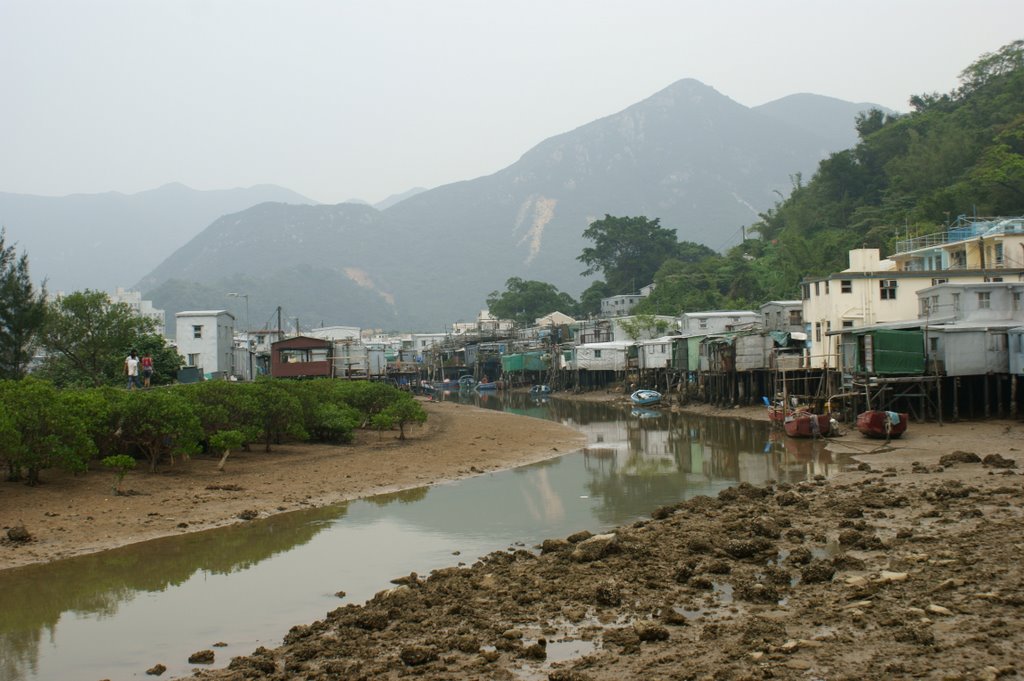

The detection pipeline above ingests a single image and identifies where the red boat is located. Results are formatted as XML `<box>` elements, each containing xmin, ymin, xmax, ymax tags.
<box><xmin>856</xmin><ymin>410</ymin><xmax>908</xmax><ymax>439</ymax></box>
<box><xmin>783</xmin><ymin>412</ymin><xmax>832</xmax><ymax>438</ymax></box>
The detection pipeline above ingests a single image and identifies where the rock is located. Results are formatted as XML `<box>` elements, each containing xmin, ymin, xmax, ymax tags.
<box><xmin>6</xmin><ymin>526</ymin><xmax>31</xmax><ymax>543</ymax></box>
<box><xmin>399</xmin><ymin>646</ymin><xmax>438</xmax><ymax>666</ymax></box>
<box><xmin>237</xmin><ymin>510</ymin><xmax>258</xmax><ymax>520</ymax></box>
<box><xmin>983</xmin><ymin>454</ymin><xmax>1017</xmax><ymax>468</ymax></box>
<box><xmin>479</xmin><ymin>650</ymin><xmax>501</xmax><ymax>663</ymax></box>
<box><xmin>734</xmin><ymin>581</ymin><xmax>780</xmax><ymax>603</ymax></box>
<box><xmin>876</xmin><ymin>571</ymin><xmax>909</xmax><ymax>584</ymax></box>
<box><xmin>845</xmin><ymin>575</ymin><xmax>869</xmax><ymax>588</ymax></box>
<box><xmin>750</xmin><ymin>516</ymin><xmax>782</xmax><ymax>539</ymax></box>
<box><xmin>570</xmin><ymin>533</ymin><xmax>618</xmax><ymax>562</ymax></box>
<box><xmin>775</xmin><ymin>490</ymin><xmax>808</xmax><ymax>507</ymax></box>
<box><xmin>926</xmin><ymin>604</ymin><xmax>953</xmax><ymax>616</ymax></box>
<box><xmin>633</xmin><ymin>620</ymin><xmax>670</xmax><ymax>641</ymax></box>
<box><xmin>502</xmin><ymin>629</ymin><xmax>524</xmax><ymax>639</ymax></box>
<box><xmin>723</xmin><ymin>537</ymin><xmax>776</xmax><ymax>560</ymax></box>
<box><xmin>566</xmin><ymin>530</ymin><xmax>593</xmax><ymax>544</ymax></box>
<box><xmin>786</xmin><ymin>546</ymin><xmax>813</xmax><ymax>565</ymax></box>
<box><xmin>780</xmin><ymin>639</ymin><xmax>800</xmax><ymax>653</ymax></box>
<box><xmin>541</xmin><ymin>538</ymin><xmax>571</xmax><ymax>554</ymax></box>
<box><xmin>187</xmin><ymin>650</ymin><xmax>215</xmax><ymax>664</ymax></box>
<box><xmin>595</xmin><ymin>583</ymin><xmax>622</xmax><ymax>606</ymax></box>
<box><xmin>548</xmin><ymin>670</ymin><xmax>594</xmax><ymax>681</ymax></box>
<box><xmin>939</xmin><ymin>451</ymin><xmax>982</xmax><ymax>466</ymax></box>
<box><xmin>145</xmin><ymin>663</ymin><xmax>167</xmax><ymax>676</ymax></box>
<box><xmin>800</xmin><ymin>560</ymin><xmax>836</xmax><ymax>584</ymax></box>
<box><xmin>521</xmin><ymin>641</ymin><xmax>547</xmax><ymax>659</ymax></box>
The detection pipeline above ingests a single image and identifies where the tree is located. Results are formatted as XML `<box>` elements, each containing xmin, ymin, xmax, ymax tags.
<box><xmin>0</xmin><ymin>378</ymin><xmax>95</xmax><ymax>485</ymax></box>
<box><xmin>102</xmin><ymin>454</ymin><xmax>137</xmax><ymax>494</ymax></box>
<box><xmin>486</xmin><ymin>278</ymin><xmax>577</xmax><ymax>326</ymax></box>
<box><xmin>134</xmin><ymin>334</ymin><xmax>184</xmax><ymax>386</ymax></box>
<box><xmin>209</xmin><ymin>430</ymin><xmax>246</xmax><ymax>472</ymax></box>
<box><xmin>115</xmin><ymin>389</ymin><xmax>202</xmax><ymax>472</ymax></box>
<box><xmin>371</xmin><ymin>394</ymin><xmax>427</xmax><ymax>440</ymax></box>
<box><xmin>577</xmin><ymin>280</ymin><xmax>611</xmax><ymax>318</ymax></box>
<box><xmin>578</xmin><ymin>215</ymin><xmax>682</xmax><ymax>294</ymax></box>
<box><xmin>617</xmin><ymin>314</ymin><xmax>672</xmax><ymax>341</ymax></box>
<box><xmin>39</xmin><ymin>290</ymin><xmax>157</xmax><ymax>387</ymax></box>
<box><xmin>0</xmin><ymin>229</ymin><xmax>47</xmax><ymax>379</ymax></box>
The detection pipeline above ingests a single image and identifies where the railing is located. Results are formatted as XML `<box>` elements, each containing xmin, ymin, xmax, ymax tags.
<box><xmin>894</xmin><ymin>231</ymin><xmax>951</xmax><ymax>254</ymax></box>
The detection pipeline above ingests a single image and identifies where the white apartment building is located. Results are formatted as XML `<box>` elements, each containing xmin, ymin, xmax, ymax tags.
<box><xmin>111</xmin><ymin>287</ymin><xmax>166</xmax><ymax>337</ymax></box>
<box><xmin>802</xmin><ymin>246</ymin><xmax>1024</xmax><ymax>369</ymax></box>
<box><xmin>679</xmin><ymin>311</ymin><xmax>760</xmax><ymax>334</ymax></box>
<box><xmin>175</xmin><ymin>310</ymin><xmax>236</xmax><ymax>377</ymax></box>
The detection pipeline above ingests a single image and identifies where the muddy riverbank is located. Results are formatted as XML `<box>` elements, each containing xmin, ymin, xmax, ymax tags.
<box><xmin>174</xmin><ymin>401</ymin><xmax>1024</xmax><ymax>681</ymax></box>
<box><xmin>0</xmin><ymin>399</ymin><xmax>586</xmax><ymax>570</ymax></box>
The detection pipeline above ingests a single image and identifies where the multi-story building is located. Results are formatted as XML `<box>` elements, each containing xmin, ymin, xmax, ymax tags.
<box><xmin>679</xmin><ymin>310</ymin><xmax>759</xmax><ymax>334</ymax></box>
<box><xmin>802</xmin><ymin>243</ymin><xmax>1024</xmax><ymax>369</ymax></box>
<box><xmin>111</xmin><ymin>287</ymin><xmax>166</xmax><ymax>337</ymax></box>
<box><xmin>174</xmin><ymin>310</ymin><xmax>236</xmax><ymax>378</ymax></box>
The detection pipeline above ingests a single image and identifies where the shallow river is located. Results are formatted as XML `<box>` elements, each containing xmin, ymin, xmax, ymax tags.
<box><xmin>0</xmin><ymin>394</ymin><xmax>842</xmax><ymax>681</ymax></box>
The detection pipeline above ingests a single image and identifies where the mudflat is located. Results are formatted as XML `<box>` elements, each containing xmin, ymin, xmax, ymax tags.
<box><xmin>3</xmin><ymin>397</ymin><xmax>1023</xmax><ymax>680</ymax></box>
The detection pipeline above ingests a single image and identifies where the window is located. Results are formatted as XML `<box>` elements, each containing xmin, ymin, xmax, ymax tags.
<box><xmin>986</xmin><ymin>276</ymin><xmax>1003</xmax><ymax>283</ymax></box>
<box><xmin>187</xmin><ymin>353</ymin><xmax>200</xmax><ymax>366</ymax></box>
<box><xmin>814</xmin><ymin>282</ymin><xmax>820</xmax><ymax>296</ymax></box>
<box><xmin>932</xmin><ymin>278</ymin><xmax>948</xmax><ymax>286</ymax></box>
<box><xmin>920</xmin><ymin>299</ymin><xmax>930</xmax><ymax>316</ymax></box>
<box><xmin>698</xmin><ymin>318</ymin><xmax>707</xmax><ymax>329</ymax></box>
<box><xmin>789</xmin><ymin>310</ymin><xmax>803</xmax><ymax>325</ymax></box>
<box><xmin>978</xmin><ymin>291</ymin><xmax>991</xmax><ymax>309</ymax></box>
<box><xmin>826</xmin><ymin>321</ymin><xmax>832</xmax><ymax>335</ymax></box>
<box><xmin>880</xmin><ymin>280</ymin><xmax>897</xmax><ymax>300</ymax></box>
<box><xmin>660</xmin><ymin>344</ymin><xmax>667</xmax><ymax>353</ymax></box>
<box><xmin>842</xmin><ymin>320</ymin><xmax>854</xmax><ymax>328</ymax></box>
<box><xmin>841</xmin><ymin>280</ymin><xmax>852</xmax><ymax>294</ymax></box>
<box><xmin>929</xmin><ymin>337</ymin><xmax>939</xmax><ymax>352</ymax></box>
<box><xmin>824</xmin><ymin>281</ymin><xmax>830</xmax><ymax>294</ymax></box>
<box><xmin>931</xmin><ymin>295</ymin><xmax>939</xmax><ymax>311</ymax></box>
<box><xmin>1014</xmin><ymin>292</ymin><xmax>1021</xmax><ymax>311</ymax></box>
<box><xmin>593</xmin><ymin>350</ymin><xmax>602</xmax><ymax>358</ymax></box>
<box><xmin>814</xmin><ymin>322</ymin><xmax>822</xmax><ymax>342</ymax></box>
<box><xmin>802</xmin><ymin>284</ymin><xmax>810</xmax><ymax>300</ymax></box>
<box><xmin>990</xmin><ymin>334</ymin><xmax>1007</xmax><ymax>351</ymax></box>
<box><xmin>953</xmin><ymin>293</ymin><xmax>961</xmax><ymax>313</ymax></box>
<box><xmin>192</xmin><ymin>325</ymin><xmax>203</xmax><ymax>339</ymax></box>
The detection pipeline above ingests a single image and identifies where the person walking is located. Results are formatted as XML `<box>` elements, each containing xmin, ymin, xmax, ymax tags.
<box><xmin>125</xmin><ymin>349</ymin><xmax>141</xmax><ymax>390</ymax></box>
<box><xmin>141</xmin><ymin>351</ymin><xmax>154</xmax><ymax>388</ymax></box>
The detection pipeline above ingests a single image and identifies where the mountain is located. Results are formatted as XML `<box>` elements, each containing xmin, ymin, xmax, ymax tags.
<box><xmin>0</xmin><ymin>183</ymin><xmax>315</xmax><ymax>292</ymax></box>
<box><xmin>141</xmin><ymin>79</ymin><xmax>883</xmax><ymax>330</ymax></box>
<box><xmin>753</xmin><ymin>93</ymin><xmax>891</xmax><ymax>151</ymax></box>
<box><xmin>374</xmin><ymin>187</ymin><xmax>428</xmax><ymax>211</ymax></box>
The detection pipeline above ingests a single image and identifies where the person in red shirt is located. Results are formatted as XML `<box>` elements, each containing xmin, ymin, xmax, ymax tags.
<box><xmin>141</xmin><ymin>352</ymin><xmax>154</xmax><ymax>388</ymax></box>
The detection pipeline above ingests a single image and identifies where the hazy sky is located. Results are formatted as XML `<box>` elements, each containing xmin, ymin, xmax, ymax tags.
<box><xmin>2</xmin><ymin>1</ymin><xmax>1022</xmax><ymax>205</ymax></box>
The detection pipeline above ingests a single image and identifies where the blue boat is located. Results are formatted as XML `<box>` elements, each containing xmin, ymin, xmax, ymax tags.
<box><xmin>476</xmin><ymin>381</ymin><xmax>497</xmax><ymax>391</ymax></box>
<box><xmin>630</xmin><ymin>389</ymin><xmax>662</xmax><ymax>406</ymax></box>
<box><xmin>530</xmin><ymin>384</ymin><xmax>551</xmax><ymax>395</ymax></box>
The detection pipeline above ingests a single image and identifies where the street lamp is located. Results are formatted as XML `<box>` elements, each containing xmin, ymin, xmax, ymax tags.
<box><xmin>226</xmin><ymin>292</ymin><xmax>249</xmax><ymax>334</ymax></box>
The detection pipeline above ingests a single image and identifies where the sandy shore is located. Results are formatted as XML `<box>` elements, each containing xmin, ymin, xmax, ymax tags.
<box><xmin>0</xmin><ymin>399</ymin><xmax>586</xmax><ymax>570</ymax></box>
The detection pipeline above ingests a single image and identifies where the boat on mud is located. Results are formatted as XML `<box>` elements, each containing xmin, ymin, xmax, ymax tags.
<box><xmin>630</xmin><ymin>389</ymin><xmax>662</xmax><ymax>407</ymax></box>
<box><xmin>783</xmin><ymin>412</ymin><xmax>832</xmax><ymax>438</ymax></box>
<box><xmin>856</xmin><ymin>410</ymin><xmax>908</xmax><ymax>439</ymax></box>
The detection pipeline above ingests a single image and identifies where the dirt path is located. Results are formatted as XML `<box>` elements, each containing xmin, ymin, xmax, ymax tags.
<box><xmin>0</xmin><ymin>399</ymin><xmax>586</xmax><ymax>570</ymax></box>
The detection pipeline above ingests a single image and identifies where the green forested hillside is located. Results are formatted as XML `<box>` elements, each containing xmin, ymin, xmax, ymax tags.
<box><xmin>637</xmin><ymin>40</ymin><xmax>1024</xmax><ymax>316</ymax></box>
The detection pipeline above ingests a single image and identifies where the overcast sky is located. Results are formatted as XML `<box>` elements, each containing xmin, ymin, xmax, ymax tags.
<box><xmin>2</xmin><ymin>1</ymin><xmax>1021</xmax><ymax>205</ymax></box>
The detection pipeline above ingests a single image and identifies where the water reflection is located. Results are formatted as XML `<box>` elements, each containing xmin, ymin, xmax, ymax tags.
<box><xmin>0</xmin><ymin>394</ymin><xmax>845</xmax><ymax>681</ymax></box>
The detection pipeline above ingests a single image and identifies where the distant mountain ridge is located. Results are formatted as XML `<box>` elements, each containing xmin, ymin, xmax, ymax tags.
<box><xmin>16</xmin><ymin>78</ymin><xmax>884</xmax><ymax>331</ymax></box>
<box><xmin>0</xmin><ymin>183</ymin><xmax>315</xmax><ymax>292</ymax></box>
<box><xmin>142</xmin><ymin>79</ymin><xmax>883</xmax><ymax>330</ymax></box>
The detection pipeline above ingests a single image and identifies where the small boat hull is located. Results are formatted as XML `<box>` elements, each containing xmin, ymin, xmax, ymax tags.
<box><xmin>856</xmin><ymin>411</ymin><xmax>908</xmax><ymax>439</ymax></box>
<box><xmin>630</xmin><ymin>389</ymin><xmax>662</xmax><ymax>406</ymax></box>
<box><xmin>783</xmin><ymin>413</ymin><xmax>831</xmax><ymax>438</ymax></box>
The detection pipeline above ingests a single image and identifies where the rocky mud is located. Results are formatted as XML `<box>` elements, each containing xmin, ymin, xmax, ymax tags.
<box><xmin>186</xmin><ymin>455</ymin><xmax>1024</xmax><ymax>681</ymax></box>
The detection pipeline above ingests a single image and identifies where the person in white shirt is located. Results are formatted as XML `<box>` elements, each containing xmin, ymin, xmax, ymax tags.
<box><xmin>125</xmin><ymin>349</ymin><xmax>141</xmax><ymax>390</ymax></box>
